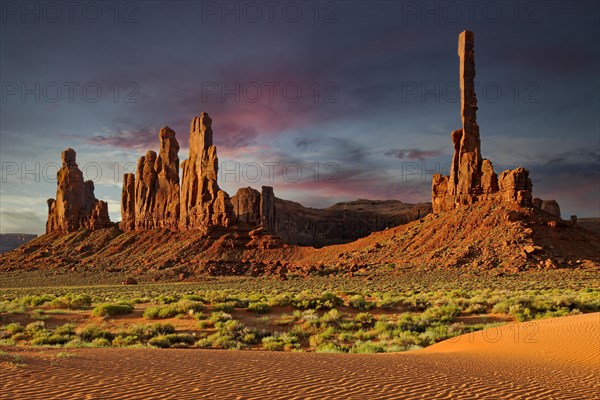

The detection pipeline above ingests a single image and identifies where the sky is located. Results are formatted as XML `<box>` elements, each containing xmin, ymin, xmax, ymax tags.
<box><xmin>1</xmin><ymin>0</ymin><xmax>599</xmax><ymax>234</ymax></box>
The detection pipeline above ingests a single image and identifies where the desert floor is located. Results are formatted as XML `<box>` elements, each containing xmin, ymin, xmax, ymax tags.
<box><xmin>1</xmin><ymin>313</ymin><xmax>598</xmax><ymax>400</ymax></box>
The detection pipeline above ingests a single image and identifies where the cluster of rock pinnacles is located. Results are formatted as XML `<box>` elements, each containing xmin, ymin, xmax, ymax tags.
<box><xmin>46</xmin><ymin>31</ymin><xmax>559</xmax><ymax>235</ymax></box>
<box><xmin>46</xmin><ymin>112</ymin><xmax>276</xmax><ymax>234</ymax></box>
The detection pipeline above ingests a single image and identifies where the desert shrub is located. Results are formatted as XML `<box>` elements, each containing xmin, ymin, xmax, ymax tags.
<box><xmin>377</xmin><ymin>295</ymin><xmax>402</xmax><ymax>310</ymax></box>
<box><xmin>20</xmin><ymin>295</ymin><xmax>55</xmax><ymax>307</ymax></box>
<box><xmin>181</xmin><ymin>294</ymin><xmax>205</xmax><ymax>302</ymax></box>
<box><xmin>48</xmin><ymin>294</ymin><xmax>92</xmax><ymax>310</ymax></box>
<box><xmin>208</xmin><ymin>312</ymin><xmax>232</xmax><ymax>323</ymax></box>
<box><xmin>196</xmin><ymin>320</ymin><xmax>258</xmax><ymax>349</ymax></box>
<box><xmin>321</xmin><ymin>308</ymin><xmax>343</xmax><ymax>324</ymax></box>
<box><xmin>348</xmin><ymin>295</ymin><xmax>375</xmax><ymax>311</ymax></box>
<box><xmin>77</xmin><ymin>324</ymin><xmax>113</xmax><ymax>342</ymax></box>
<box><xmin>54</xmin><ymin>323</ymin><xmax>76</xmax><ymax>336</ymax></box>
<box><xmin>212</xmin><ymin>302</ymin><xmax>236</xmax><ymax>313</ymax></box>
<box><xmin>247</xmin><ymin>302</ymin><xmax>271</xmax><ymax>314</ymax></box>
<box><xmin>126</xmin><ymin>323</ymin><xmax>175</xmax><ymax>340</ymax></box>
<box><xmin>155</xmin><ymin>295</ymin><xmax>179</xmax><ymax>304</ymax></box>
<box><xmin>292</xmin><ymin>291</ymin><xmax>343</xmax><ymax>310</ymax></box>
<box><xmin>273</xmin><ymin>313</ymin><xmax>297</xmax><ymax>326</ymax></box>
<box><xmin>92</xmin><ymin>303</ymin><xmax>134</xmax><ymax>317</ymax></box>
<box><xmin>112</xmin><ymin>335</ymin><xmax>140</xmax><ymax>347</ymax></box>
<box><xmin>2</xmin><ymin>322</ymin><xmax>24</xmax><ymax>335</ymax></box>
<box><xmin>354</xmin><ymin>312</ymin><xmax>375</xmax><ymax>328</ymax></box>
<box><xmin>421</xmin><ymin>304</ymin><xmax>461</xmax><ymax>323</ymax></box>
<box><xmin>90</xmin><ymin>338</ymin><xmax>111</xmax><ymax>347</ymax></box>
<box><xmin>349</xmin><ymin>340</ymin><xmax>385</xmax><ymax>354</ymax></box>
<box><xmin>143</xmin><ymin>300</ymin><xmax>204</xmax><ymax>319</ymax></box>
<box><xmin>315</xmin><ymin>343</ymin><xmax>347</xmax><ymax>353</ymax></box>
<box><xmin>25</xmin><ymin>321</ymin><xmax>46</xmax><ymax>334</ymax></box>
<box><xmin>262</xmin><ymin>333</ymin><xmax>299</xmax><ymax>351</ymax></box>
<box><xmin>148</xmin><ymin>335</ymin><xmax>172</xmax><ymax>348</ymax></box>
<box><xmin>267</xmin><ymin>293</ymin><xmax>292</xmax><ymax>307</ymax></box>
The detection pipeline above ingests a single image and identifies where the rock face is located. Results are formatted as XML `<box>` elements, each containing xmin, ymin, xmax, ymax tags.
<box><xmin>432</xmin><ymin>31</ymin><xmax>533</xmax><ymax>213</ymax></box>
<box><xmin>231</xmin><ymin>187</ymin><xmax>261</xmax><ymax>223</ymax></box>
<box><xmin>230</xmin><ymin>186</ymin><xmax>277</xmax><ymax>232</ymax></box>
<box><xmin>533</xmin><ymin>198</ymin><xmax>561</xmax><ymax>218</ymax></box>
<box><xmin>154</xmin><ymin>127</ymin><xmax>181</xmax><ymax>229</ymax></box>
<box><xmin>46</xmin><ymin>148</ymin><xmax>111</xmax><ymax>233</ymax></box>
<box><xmin>260</xmin><ymin>186</ymin><xmax>276</xmax><ymax>233</ymax></box>
<box><xmin>179</xmin><ymin>112</ymin><xmax>234</xmax><ymax>231</ymax></box>
<box><xmin>120</xmin><ymin>173</ymin><xmax>136</xmax><ymax>231</ymax></box>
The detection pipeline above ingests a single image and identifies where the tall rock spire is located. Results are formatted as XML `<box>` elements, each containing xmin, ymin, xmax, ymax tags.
<box><xmin>179</xmin><ymin>112</ymin><xmax>234</xmax><ymax>231</ymax></box>
<box><xmin>432</xmin><ymin>31</ymin><xmax>531</xmax><ymax>213</ymax></box>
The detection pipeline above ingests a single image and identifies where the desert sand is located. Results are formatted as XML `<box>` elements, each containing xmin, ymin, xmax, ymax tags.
<box><xmin>1</xmin><ymin>313</ymin><xmax>598</xmax><ymax>400</ymax></box>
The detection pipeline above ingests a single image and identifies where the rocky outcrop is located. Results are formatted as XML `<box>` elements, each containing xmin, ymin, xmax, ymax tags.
<box><xmin>432</xmin><ymin>31</ymin><xmax>533</xmax><ymax>213</ymax></box>
<box><xmin>231</xmin><ymin>187</ymin><xmax>261</xmax><ymax>223</ymax></box>
<box><xmin>46</xmin><ymin>148</ymin><xmax>111</xmax><ymax>233</ymax></box>
<box><xmin>179</xmin><ymin>112</ymin><xmax>234</xmax><ymax>231</ymax></box>
<box><xmin>119</xmin><ymin>127</ymin><xmax>182</xmax><ymax>231</ymax></box>
<box><xmin>230</xmin><ymin>186</ymin><xmax>277</xmax><ymax>232</ymax></box>
<box><xmin>533</xmin><ymin>198</ymin><xmax>561</xmax><ymax>218</ymax></box>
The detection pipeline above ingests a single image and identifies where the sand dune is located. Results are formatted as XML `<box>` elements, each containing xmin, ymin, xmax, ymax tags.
<box><xmin>1</xmin><ymin>313</ymin><xmax>598</xmax><ymax>400</ymax></box>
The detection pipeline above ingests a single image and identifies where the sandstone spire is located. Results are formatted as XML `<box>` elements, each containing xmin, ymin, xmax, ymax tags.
<box><xmin>179</xmin><ymin>112</ymin><xmax>234</xmax><ymax>230</ymax></box>
<box><xmin>153</xmin><ymin>126</ymin><xmax>180</xmax><ymax>229</ymax></box>
<box><xmin>46</xmin><ymin>148</ymin><xmax>111</xmax><ymax>233</ymax></box>
<box><xmin>432</xmin><ymin>31</ymin><xmax>532</xmax><ymax>213</ymax></box>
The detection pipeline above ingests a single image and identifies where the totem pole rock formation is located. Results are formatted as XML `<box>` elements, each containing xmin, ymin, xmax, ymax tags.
<box><xmin>46</xmin><ymin>148</ymin><xmax>111</xmax><ymax>233</ymax></box>
<box><xmin>432</xmin><ymin>31</ymin><xmax>533</xmax><ymax>213</ymax></box>
<box><xmin>179</xmin><ymin>112</ymin><xmax>234</xmax><ymax>230</ymax></box>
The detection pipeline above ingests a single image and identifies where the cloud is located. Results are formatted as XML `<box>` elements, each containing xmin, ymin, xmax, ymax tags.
<box><xmin>0</xmin><ymin>210</ymin><xmax>45</xmax><ymax>235</ymax></box>
<box><xmin>383</xmin><ymin>148</ymin><xmax>443</xmax><ymax>160</ymax></box>
<box><xmin>88</xmin><ymin>125</ymin><xmax>157</xmax><ymax>151</ymax></box>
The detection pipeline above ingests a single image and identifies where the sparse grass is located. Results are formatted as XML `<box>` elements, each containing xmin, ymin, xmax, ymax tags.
<box><xmin>0</xmin><ymin>273</ymin><xmax>597</xmax><ymax>352</ymax></box>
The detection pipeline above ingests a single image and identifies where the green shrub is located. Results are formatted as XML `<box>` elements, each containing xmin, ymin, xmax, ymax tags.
<box><xmin>354</xmin><ymin>312</ymin><xmax>375</xmax><ymax>328</ymax></box>
<box><xmin>143</xmin><ymin>301</ymin><xmax>205</xmax><ymax>319</ymax></box>
<box><xmin>48</xmin><ymin>294</ymin><xmax>92</xmax><ymax>310</ymax></box>
<box><xmin>261</xmin><ymin>333</ymin><xmax>299</xmax><ymax>351</ymax></box>
<box><xmin>248</xmin><ymin>302</ymin><xmax>271</xmax><ymax>314</ymax></box>
<box><xmin>20</xmin><ymin>295</ymin><xmax>55</xmax><ymax>307</ymax></box>
<box><xmin>349</xmin><ymin>340</ymin><xmax>385</xmax><ymax>353</ymax></box>
<box><xmin>315</xmin><ymin>343</ymin><xmax>347</xmax><ymax>353</ymax></box>
<box><xmin>2</xmin><ymin>322</ymin><xmax>24</xmax><ymax>334</ymax></box>
<box><xmin>212</xmin><ymin>302</ymin><xmax>236</xmax><ymax>313</ymax></box>
<box><xmin>208</xmin><ymin>312</ymin><xmax>232</xmax><ymax>323</ymax></box>
<box><xmin>112</xmin><ymin>335</ymin><xmax>140</xmax><ymax>347</ymax></box>
<box><xmin>77</xmin><ymin>324</ymin><xmax>113</xmax><ymax>342</ymax></box>
<box><xmin>92</xmin><ymin>303</ymin><xmax>134</xmax><ymax>317</ymax></box>
<box><xmin>348</xmin><ymin>295</ymin><xmax>375</xmax><ymax>311</ymax></box>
